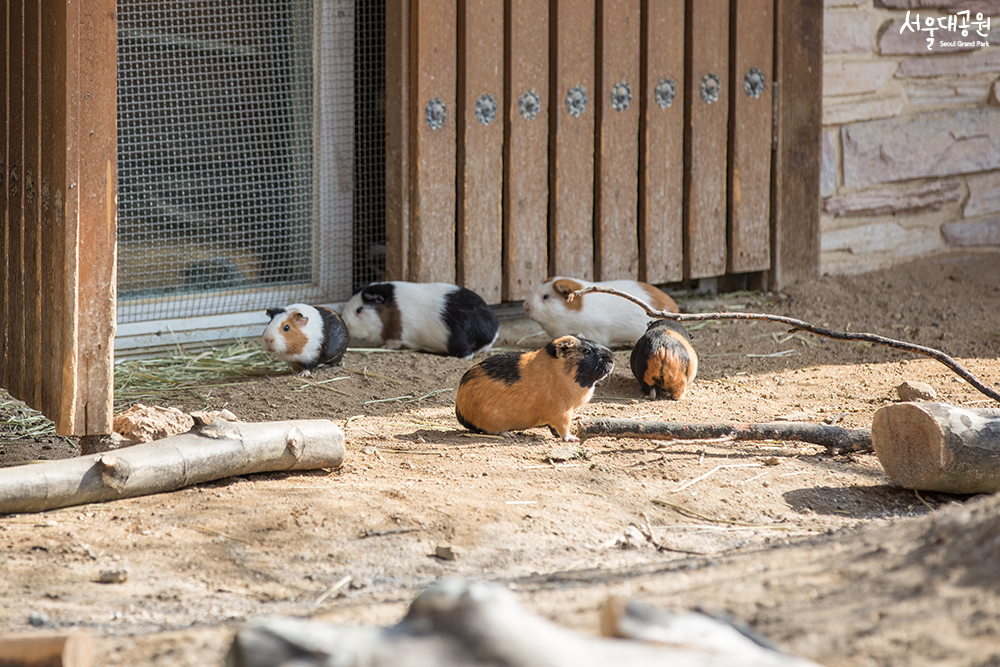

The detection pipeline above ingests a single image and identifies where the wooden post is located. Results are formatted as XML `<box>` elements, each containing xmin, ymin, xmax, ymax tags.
<box><xmin>549</xmin><ymin>0</ymin><xmax>596</xmax><ymax>279</ymax></box>
<box><xmin>7</xmin><ymin>0</ymin><xmax>27</xmax><ymax>400</ymax></box>
<box><xmin>594</xmin><ymin>0</ymin><xmax>641</xmax><ymax>281</ymax></box>
<box><xmin>684</xmin><ymin>0</ymin><xmax>729</xmax><ymax>279</ymax></box>
<box><xmin>872</xmin><ymin>403</ymin><xmax>1000</xmax><ymax>494</ymax></box>
<box><xmin>457</xmin><ymin>0</ymin><xmax>504</xmax><ymax>303</ymax></box>
<box><xmin>638</xmin><ymin>1</ymin><xmax>684</xmax><ymax>285</ymax></box>
<box><xmin>727</xmin><ymin>0</ymin><xmax>773</xmax><ymax>274</ymax></box>
<box><xmin>503</xmin><ymin>0</ymin><xmax>549</xmax><ymax>301</ymax></box>
<box><xmin>385</xmin><ymin>0</ymin><xmax>410</xmax><ymax>281</ymax></box>
<box><xmin>769</xmin><ymin>0</ymin><xmax>822</xmax><ymax>290</ymax></box>
<box><xmin>0</xmin><ymin>631</ymin><xmax>94</xmax><ymax>667</ymax></box>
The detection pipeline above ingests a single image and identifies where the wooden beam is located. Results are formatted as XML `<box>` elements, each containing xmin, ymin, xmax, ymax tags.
<box><xmin>385</xmin><ymin>0</ymin><xmax>410</xmax><ymax>281</ymax></box>
<box><xmin>0</xmin><ymin>1</ymin><xmax>10</xmax><ymax>392</ymax></box>
<box><xmin>769</xmin><ymin>0</ymin><xmax>822</xmax><ymax>290</ymax></box>
<box><xmin>24</xmin><ymin>0</ymin><xmax>43</xmax><ymax>408</ymax></box>
<box><xmin>7</xmin><ymin>0</ymin><xmax>26</xmax><ymax>401</ymax></box>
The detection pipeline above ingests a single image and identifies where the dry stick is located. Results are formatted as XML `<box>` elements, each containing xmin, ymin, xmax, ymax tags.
<box><xmin>570</xmin><ymin>286</ymin><xmax>1000</xmax><ymax>404</ymax></box>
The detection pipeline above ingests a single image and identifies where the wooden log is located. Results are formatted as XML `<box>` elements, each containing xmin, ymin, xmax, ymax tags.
<box><xmin>0</xmin><ymin>419</ymin><xmax>344</xmax><ymax>516</ymax></box>
<box><xmin>577</xmin><ymin>417</ymin><xmax>872</xmax><ymax>454</ymax></box>
<box><xmin>872</xmin><ymin>403</ymin><xmax>1000</xmax><ymax>494</ymax></box>
<box><xmin>0</xmin><ymin>630</ymin><xmax>94</xmax><ymax>667</ymax></box>
<box><xmin>226</xmin><ymin>578</ymin><xmax>820</xmax><ymax>667</ymax></box>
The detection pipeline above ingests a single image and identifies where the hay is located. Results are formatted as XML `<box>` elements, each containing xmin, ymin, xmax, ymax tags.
<box><xmin>0</xmin><ymin>390</ymin><xmax>68</xmax><ymax>442</ymax></box>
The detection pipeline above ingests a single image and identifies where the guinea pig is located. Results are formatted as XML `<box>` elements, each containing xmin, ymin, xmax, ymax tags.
<box><xmin>522</xmin><ymin>277</ymin><xmax>679</xmax><ymax>348</ymax></box>
<box><xmin>342</xmin><ymin>281</ymin><xmax>499</xmax><ymax>359</ymax></box>
<box><xmin>455</xmin><ymin>334</ymin><xmax>614</xmax><ymax>442</ymax></box>
<box><xmin>262</xmin><ymin>304</ymin><xmax>348</xmax><ymax>377</ymax></box>
<box><xmin>630</xmin><ymin>319</ymin><xmax>698</xmax><ymax>400</ymax></box>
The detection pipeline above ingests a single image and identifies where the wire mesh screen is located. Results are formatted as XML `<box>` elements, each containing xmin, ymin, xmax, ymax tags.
<box><xmin>116</xmin><ymin>0</ymin><xmax>381</xmax><ymax>326</ymax></box>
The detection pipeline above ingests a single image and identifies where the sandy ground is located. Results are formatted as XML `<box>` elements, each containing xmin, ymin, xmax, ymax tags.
<box><xmin>2</xmin><ymin>249</ymin><xmax>1000</xmax><ymax>666</ymax></box>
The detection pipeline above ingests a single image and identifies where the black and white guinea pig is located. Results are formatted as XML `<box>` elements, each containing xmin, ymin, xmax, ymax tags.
<box><xmin>342</xmin><ymin>281</ymin><xmax>499</xmax><ymax>359</ymax></box>
<box><xmin>262</xmin><ymin>304</ymin><xmax>349</xmax><ymax>377</ymax></box>
<box><xmin>630</xmin><ymin>319</ymin><xmax>698</xmax><ymax>400</ymax></box>
<box><xmin>455</xmin><ymin>334</ymin><xmax>614</xmax><ymax>442</ymax></box>
<box><xmin>522</xmin><ymin>276</ymin><xmax>679</xmax><ymax>348</ymax></box>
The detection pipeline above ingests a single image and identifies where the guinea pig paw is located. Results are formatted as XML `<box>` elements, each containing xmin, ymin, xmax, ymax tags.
<box><xmin>562</xmin><ymin>434</ymin><xmax>580</xmax><ymax>443</ymax></box>
<box><xmin>500</xmin><ymin>431</ymin><xmax>516</xmax><ymax>439</ymax></box>
<box><xmin>295</xmin><ymin>369</ymin><xmax>313</xmax><ymax>378</ymax></box>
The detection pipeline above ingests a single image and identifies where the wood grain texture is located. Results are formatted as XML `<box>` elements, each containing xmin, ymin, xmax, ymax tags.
<box><xmin>409</xmin><ymin>0</ymin><xmax>458</xmax><ymax>284</ymax></box>
<box><xmin>769</xmin><ymin>0</ymin><xmax>822</xmax><ymax>290</ymax></box>
<box><xmin>684</xmin><ymin>0</ymin><xmax>729</xmax><ymax>279</ymax></box>
<box><xmin>385</xmin><ymin>0</ymin><xmax>410</xmax><ymax>281</ymax></box>
<box><xmin>503</xmin><ymin>0</ymin><xmax>549</xmax><ymax>301</ymax></box>
<box><xmin>0</xmin><ymin>2</ymin><xmax>10</xmax><ymax>391</ymax></box>
<box><xmin>6</xmin><ymin>0</ymin><xmax>26</xmax><ymax>400</ymax></box>
<box><xmin>594</xmin><ymin>0</ymin><xmax>640</xmax><ymax>281</ymax></box>
<box><xmin>727</xmin><ymin>0</ymin><xmax>773</xmax><ymax>274</ymax></box>
<box><xmin>639</xmin><ymin>0</ymin><xmax>685</xmax><ymax>285</ymax></box>
<box><xmin>23</xmin><ymin>0</ymin><xmax>42</xmax><ymax>408</ymax></box>
<box><xmin>549</xmin><ymin>0</ymin><xmax>595</xmax><ymax>280</ymax></box>
<box><xmin>457</xmin><ymin>0</ymin><xmax>504</xmax><ymax>303</ymax></box>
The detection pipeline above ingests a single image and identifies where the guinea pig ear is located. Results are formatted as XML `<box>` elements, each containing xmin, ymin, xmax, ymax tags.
<box><xmin>293</xmin><ymin>312</ymin><xmax>309</xmax><ymax>326</ymax></box>
<box><xmin>550</xmin><ymin>335</ymin><xmax>580</xmax><ymax>358</ymax></box>
<box><xmin>551</xmin><ymin>279</ymin><xmax>580</xmax><ymax>300</ymax></box>
<box><xmin>361</xmin><ymin>291</ymin><xmax>385</xmax><ymax>305</ymax></box>
<box><xmin>266</xmin><ymin>308</ymin><xmax>284</xmax><ymax>320</ymax></box>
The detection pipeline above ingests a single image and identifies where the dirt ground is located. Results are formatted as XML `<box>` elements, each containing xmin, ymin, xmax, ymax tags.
<box><xmin>3</xmin><ymin>249</ymin><xmax>1000</xmax><ymax>666</ymax></box>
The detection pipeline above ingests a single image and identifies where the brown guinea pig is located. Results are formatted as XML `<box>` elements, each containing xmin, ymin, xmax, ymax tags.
<box><xmin>629</xmin><ymin>319</ymin><xmax>698</xmax><ymax>400</ymax></box>
<box><xmin>455</xmin><ymin>335</ymin><xmax>614</xmax><ymax>442</ymax></box>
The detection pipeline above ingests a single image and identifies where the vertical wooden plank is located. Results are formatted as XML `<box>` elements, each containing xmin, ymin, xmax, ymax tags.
<box><xmin>408</xmin><ymin>0</ymin><xmax>458</xmax><ymax>284</ymax></box>
<box><xmin>769</xmin><ymin>0</ymin><xmax>821</xmax><ymax>290</ymax></box>
<box><xmin>457</xmin><ymin>0</ymin><xmax>504</xmax><ymax>303</ymax></box>
<box><xmin>503</xmin><ymin>0</ymin><xmax>549</xmax><ymax>300</ymax></box>
<box><xmin>728</xmin><ymin>0</ymin><xmax>773</xmax><ymax>274</ymax></box>
<box><xmin>594</xmin><ymin>0</ymin><xmax>640</xmax><ymax>281</ymax></box>
<box><xmin>23</xmin><ymin>0</ymin><xmax>42</xmax><ymax>407</ymax></box>
<box><xmin>549</xmin><ymin>0</ymin><xmax>595</xmax><ymax>280</ymax></box>
<box><xmin>75</xmin><ymin>0</ymin><xmax>117</xmax><ymax>435</ymax></box>
<box><xmin>684</xmin><ymin>0</ymin><xmax>729</xmax><ymax>279</ymax></box>
<box><xmin>385</xmin><ymin>0</ymin><xmax>410</xmax><ymax>281</ymax></box>
<box><xmin>7</xmin><ymin>0</ymin><xmax>26</xmax><ymax>400</ymax></box>
<box><xmin>639</xmin><ymin>0</ymin><xmax>684</xmax><ymax>284</ymax></box>
<box><xmin>0</xmin><ymin>0</ymin><xmax>9</xmax><ymax>391</ymax></box>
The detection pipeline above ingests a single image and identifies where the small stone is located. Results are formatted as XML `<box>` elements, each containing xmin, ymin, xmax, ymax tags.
<box><xmin>435</xmin><ymin>545</ymin><xmax>459</xmax><ymax>561</ymax></box>
<box><xmin>897</xmin><ymin>380</ymin><xmax>937</xmax><ymax>401</ymax></box>
<box><xmin>774</xmin><ymin>412</ymin><xmax>811</xmax><ymax>422</ymax></box>
<box><xmin>362</xmin><ymin>446</ymin><xmax>375</xmax><ymax>455</ymax></box>
<box><xmin>99</xmin><ymin>567</ymin><xmax>130</xmax><ymax>584</ymax></box>
<box><xmin>28</xmin><ymin>611</ymin><xmax>49</xmax><ymax>627</ymax></box>
<box><xmin>545</xmin><ymin>447</ymin><xmax>577</xmax><ymax>463</ymax></box>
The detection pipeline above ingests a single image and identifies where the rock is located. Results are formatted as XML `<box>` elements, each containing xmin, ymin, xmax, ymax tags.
<box><xmin>964</xmin><ymin>171</ymin><xmax>1000</xmax><ymax>218</ymax></box>
<box><xmin>824</xmin><ymin>60</ymin><xmax>898</xmax><ymax>97</ymax></box>
<box><xmin>190</xmin><ymin>409</ymin><xmax>240</xmax><ymax>426</ymax></box>
<box><xmin>113</xmin><ymin>404</ymin><xmax>195</xmax><ymax>443</ymax></box>
<box><xmin>842</xmin><ymin>108</ymin><xmax>1000</xmax><ymax>188</ymax></box>
<box><xmin>821</xmin><ymin>130</ymin><xmax>837</xmax><ymax>198</ymax></box>
<box><xmin>434</xmin><ymin>545</ymin><xmax>459</xmax><ymax>561</ymax></box>
<box><xmin>823</xmin><ymin>90</ymin><xmax>906</xmax><ymax>126</ymax></box>
<box><xmin>545</xmin><ymin>447</ymin><xmax>578</xmax><ymax>463</ymax></box>
<box><xmin>942</xmin><ymin>218</ymin><xmax>1000</xmax><ymax>246</ymax></box>
<box><xmin>990</xmin><ymin>79</ymin><xmax>1000</xmax><ymax>107</ymax></box>
<box><xmin>823</xmin><ymin>179</ymin><xmax>961</xmax><ymax>217</ymax></box>
<box><xmin>28</xmin><ymin>611</ymin><xmax>49</xmax><ymax>627</ymax></box>
<box><xmin>774</xmin><ymin>412</ymin><xmax>811</xmax><ymax>422</ymax></box>
<box><xmin>902</xmin><ymin>75</ymin><xmax>995</xmax><ymax>108</ymax></box>
<box><xmin>79</xmin><ymin>432</ymin><xmax>136</xmax><ymax>456</ymax></box>
<box><xmin>824</xmin><ymin>9</ymin><xmax>875</xmax><ymax>54</ymax></box>
<box><xmin>821</xmin><ymin>220</ymin><xmax>940</xmax><ymax>256</ymax></box>
<box><xmin>896</xmin><ymin>48</ymin><xmax>1000</xmax><ymax>78</ymax></box>
<box><xmin>98</xmin><ymin>567</ymin><xmax>130</xmax><ymax>584</ymax></box>
<box><xmin>897</xmin><ymin>380</ymin><xmax>937</xmax><ymax>401</ymax></box>
<box><xmin>878</xmin><ymin>18</ymin><xmax>981</xmax><ymax>55</ymax></box>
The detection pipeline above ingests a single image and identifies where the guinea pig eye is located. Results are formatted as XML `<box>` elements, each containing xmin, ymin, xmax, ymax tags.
<box><xmin>541</xmin><ymin>294</ymin><xmax>549</xmax><ymax>300</ymax></box>
<box><xmin>355</xmin><ymin>306</ymin><xmax>363</xmax><ymax>315</ymax></box>
<box><xmin>283</xmin><ymin>324</ymin><xmax>290</xmax><ymax>332</ymax></box>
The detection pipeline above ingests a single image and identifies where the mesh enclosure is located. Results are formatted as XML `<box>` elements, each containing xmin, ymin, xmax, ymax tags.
<box><xmin>117</xmin><ymin>0</ymin><xmax>385</xmax><ymax>325</ymax></box>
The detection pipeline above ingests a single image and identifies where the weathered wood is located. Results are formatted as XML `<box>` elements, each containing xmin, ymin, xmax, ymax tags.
<box><xmin>578</xmin><ymin>417</ymin><xmax>872</xmax><ymax>454</ymax></box>
<box><xmin>684</xmin><ymin>0</ymin><xmax>728</xmax><ymax>279</ymax></box>
<box><xmin>0</xmin><ymin>630</ymin><xmax>94</xmax><ymax>667</ymax></box>
<box><xmin>227</xmin><ymin>579</ymin><xmax>820</xmax><ymax>667</ymax></box>
<box><xmin>7</xmin><ymin>0</ymin><xmax>27</xmax><ymax>401</ymax></box>
<box><xmin>638</xmin><ymin>0</ymin><xmax>684</xmax><ymax>284</ymax></box>
<box><xmin>0</xmin><ymin>0</ymin><xmax>7</xmax><ymax>392</ymax></box>
<box><xmin>24</xmin><ymin>0</ymin><xmax>42</xmax><ymax>408</ymax></box>
<box><xmin>727</xmin><ymin>0</ymin><xmax>773</xmax><ymax>274</ymax></box>
<box><xmin>409</xmin><ymin>0</ymin><xmax>458</xmax><ymax>283</ymax></box>
<box><xmin>769</xmin><ymin>0</ymin><xmax>822</xmax><ymax>291</ymax></box>
<box><xmin>457</xmin><ymin>0</ymin><xmax>504</xmax><ymax>303</ymax></box>
<box><xmin>385</xmin><ymin>0</ymin><xmax>410</xmax><ymax>280</ymax></box>
<box><xmin>503</xmin><ymin>0</ymin><xmax>549</xmax><ymax>301</ymax></box>
<box><xmin>549</xmin><ymin>0</ymin><xmax>596</xmax><ymax>279</ymax></box>
<box><xmin>872</xmin><ymin>403</ymin><xmax>1000</xmax><ymax>494</ymax></box>
<box><xmin>594</xmin><ymin>0</ymin><xmax>640</xmax><ymax>280</ymax></box>
<box><xmin>0</xmin><ymin>420</ymin><xmax>345</xmax><ymax>516</ymax></box>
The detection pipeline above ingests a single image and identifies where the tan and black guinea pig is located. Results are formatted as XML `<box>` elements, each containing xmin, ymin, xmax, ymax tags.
<box><xmin>523</xmin><ymin>277</ymin><xmax>679</xmax><ymax>348</ymax></box>
<box><xmin>262</xmin><ymin>304</ymin><xmax>349</xmax><ymax>377</ymax></box>
<box><xmin>455</xmin><ymin>335</ymin><xmax>614</xmax><ymax>442</ymax></box>
<box><xmin>630</xmin><ymin>319</ymin><xmax>698</xmax><ymax>400</ymax></box>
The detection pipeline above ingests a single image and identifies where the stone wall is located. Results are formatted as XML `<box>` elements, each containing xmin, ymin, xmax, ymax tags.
<box><xmin>820</xmin><ymin>0</ymin><xmax>1000</xmax><ymax>275</ymax></box>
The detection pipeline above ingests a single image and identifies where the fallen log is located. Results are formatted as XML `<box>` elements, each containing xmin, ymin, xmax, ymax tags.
<box><xmin>227</xmin><ymin>578</ymin><xmax>819</xmax><ymax>667</ymax></box>
<box><xmin>577</xmin><ymin>417</ymin><xmax>872</xmax><ymax>454</ymax></box>
<box><xmin>0</xmin><ymin>419</ymin><xmax>344</xmax><ymax>516</ymax></box>
<box><xmin>872</xmin><ymin>402</ymin><xmax>1000</xmax><ymax>494</ymax></box>
<box><xmin>0</xmin><ymin>630</ymin><xmax>93</xmax><ymax>667</ymax></box>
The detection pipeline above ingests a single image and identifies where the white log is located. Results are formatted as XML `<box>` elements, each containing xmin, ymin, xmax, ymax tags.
<box><xmin>872</xmin><ymin>402</ymin><xmax>1000</xmax><ymax>493</ymax></box>
<box><xmin>0</xmin><ymin>420</ymin><xmax>344</xmax><ymax>515</ymax></box>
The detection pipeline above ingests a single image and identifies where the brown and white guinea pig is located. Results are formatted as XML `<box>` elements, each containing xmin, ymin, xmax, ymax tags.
<box><xmin>522</xmin><ymin>277</ymin><xmax>679</xmax><ymax>348</ymax></box>
<box><xmin>262</xmin><ymin>304</ymin><xmax>348</xmax><ymax>377</ymax></box>
<box><xmin>342</xmin><ymin>281</ymin><xmax>499</xmax><ymax>359</ymax></box>
<box><xmin>455</xmin><ymin>334</ymin><xmax>614</xmax><ymax>442</ymax></box>
<box><xmin>630</xmin><ymin>319</ymin><xmax>698</xmax><ymax>400</ymax></box>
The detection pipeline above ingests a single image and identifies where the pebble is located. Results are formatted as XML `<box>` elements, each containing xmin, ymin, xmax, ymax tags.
<box><xmin>896</xmin><ymin>380</ymin><xmax>937</xmax><ymax>402</ymax></box>
<box><xmin>435</xmin><ymin>545</ymin><xmax>459</xmax><ymax>561</ymax></box>
<box><xmin>28</xmin><ymin>611</ymin><xmax>49</xmax><ymax>627</ymax></box>
<box><xmin>99</xmin><ymin>567</ymin><xmax>130</xmax><ymax>584</ymax></box>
